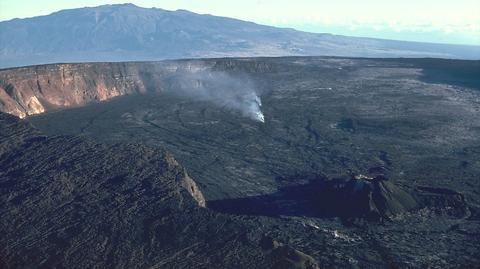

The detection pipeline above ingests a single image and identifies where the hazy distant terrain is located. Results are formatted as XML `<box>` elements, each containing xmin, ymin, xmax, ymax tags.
<box><xmin>1</xmin><ymin>3</ymin><xmax>479</xmax><ymax>68</ymax></box>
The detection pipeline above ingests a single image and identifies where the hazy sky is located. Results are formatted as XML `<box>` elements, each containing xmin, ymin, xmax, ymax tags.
<box><xmin>1</xmin><ymin>0</ymin><xmax>479</xmax><ymax>45</ymax></box>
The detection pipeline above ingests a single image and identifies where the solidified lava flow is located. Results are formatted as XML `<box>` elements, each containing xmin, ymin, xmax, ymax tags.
<box><xmin>2</xmin><ymin>57</ymin><xmax>480</xmax><ymax>268</ymax></box>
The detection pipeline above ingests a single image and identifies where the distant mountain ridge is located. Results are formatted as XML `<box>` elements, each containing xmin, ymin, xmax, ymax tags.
<box><xmin>0</xmin><ymin>3</ymin><xmax>479</xmax><ymax>68</ymax></box>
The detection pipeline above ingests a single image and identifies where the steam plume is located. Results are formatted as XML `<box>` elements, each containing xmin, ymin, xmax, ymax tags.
<box><xmin>165</xmin><ymin>70</ymin><xmax>265</xmax><ymax>122</ymax></box>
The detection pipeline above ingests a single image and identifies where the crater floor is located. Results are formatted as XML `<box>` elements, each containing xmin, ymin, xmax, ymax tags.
<box><xmin>26</xmin><ymin>57</ymin><xmax>480</xmax><ymax>268</ymax></box>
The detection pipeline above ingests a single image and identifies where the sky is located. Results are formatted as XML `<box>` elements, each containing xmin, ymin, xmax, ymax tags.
<box><xmin>0</xmin><ymin>0</ymin><xmax>479</xmax><ymax>45</ymax></box>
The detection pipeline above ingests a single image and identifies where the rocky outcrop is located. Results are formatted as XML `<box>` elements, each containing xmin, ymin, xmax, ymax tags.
<box><xmin>313</xmin><ymin>175</ymin><xmax>419</xmax><ymax>220</ymax></box>
<box><xmin>0</xmin><ymin>112</ymin><xmax>208</xmax><ymax>267</ymax></box>
<box><xmin>0</xmin><ymin>112</ymin><xmax>324</xmax><ymax>269</ymax></box>
<box><xmin>259</xmin><ymin>236</ymin><xmax>320</xmax><ymax>269</ymax></box>
<box><xmin>0</xmin><ymin>111</ymin><xmax>205</xmax><ymax>209</ymax></box>
<box><xmin>164</xmin><ymin>152</ymin><xmax>206</xmax><ymax>207</ymax></box>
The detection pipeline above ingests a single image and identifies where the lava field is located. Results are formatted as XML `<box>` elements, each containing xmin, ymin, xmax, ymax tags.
<box><xmin>2</xmin><ymin>57</ymin><xmax>480</xmax><ymax>268</ymax></box>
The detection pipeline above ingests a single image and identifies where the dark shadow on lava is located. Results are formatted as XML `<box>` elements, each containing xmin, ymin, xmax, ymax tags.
<box><xmin>207</xmin><ymin>175</ymin><xmax>411</xmax><ymax>221</ymax></box>
<box><xmin>380</xmin><ymin>58</ymin><xmax>480</xmax><ymax>91</ymax></box>
<box><xmin>208</xmin><ymin>174</ymin><xmax>471</xmax><ymax>221</ymax></box>
<box><xmin>208</xmin><ymin>180</ymin><xmax>322</xmax><ymax>218</ymax></box>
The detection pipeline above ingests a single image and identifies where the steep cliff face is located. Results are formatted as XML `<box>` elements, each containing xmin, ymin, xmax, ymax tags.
<box><xmin>0</xmin><ymin>59</ymin><xmax>275</xmax><ymax>118</ymax></box>
<box><xmin>0</xmin><ymin>63</ymin><xmax>150</xmax><ymax>118</ymax></box>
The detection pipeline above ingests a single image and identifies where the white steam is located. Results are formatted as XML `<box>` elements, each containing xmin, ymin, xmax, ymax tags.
<box><xmin>165</xmin><ymin>70</ymin><xmax>265</xmax><ymax>122</ymax></box>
